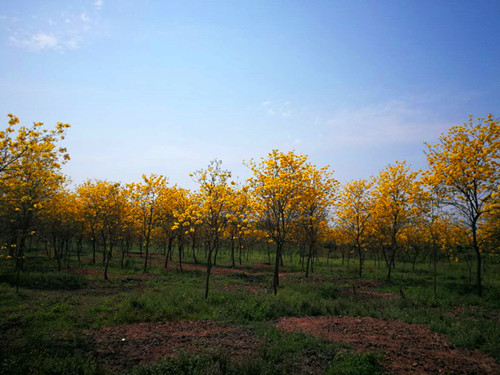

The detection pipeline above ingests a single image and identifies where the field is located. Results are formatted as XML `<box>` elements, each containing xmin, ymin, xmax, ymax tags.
<box><xmin>1</xmin><ymin>246</ymin><xmax>498</xmax><ymax>375</ymax></box>
<box><xmin>2</xmin><ymin>1</ymin><xmax>500</xmax><ymax>374</ymax></box>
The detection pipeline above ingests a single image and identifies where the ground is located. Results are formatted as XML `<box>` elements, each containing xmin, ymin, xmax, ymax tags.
<box><xmin>93</xmin><ymin>321</ymin><xmax>260</xmax><ymax>373</ymax></box>
<box><xmin>276</xmin><ymin>316</ymin><xmax>498</xmax><ymax>374</ymax></box>
<box><xmin>0</xmin><ymin>250</ymin><xmax>499</xmax><ymax>374</ymax></box>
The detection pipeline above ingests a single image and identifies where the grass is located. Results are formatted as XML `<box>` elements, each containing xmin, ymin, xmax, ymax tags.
<box><xmin>125</xmin><ymin>326</ymin><xmax>380</xmax><ymax>375</ymax></box>
<box><xmin>0</xmin><ymin>246</ymin><xmax>498</xmax><ymax>374</ymax></box>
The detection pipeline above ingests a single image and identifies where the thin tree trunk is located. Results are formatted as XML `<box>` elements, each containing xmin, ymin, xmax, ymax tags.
<box><xmin>92</xmin><ymin>238</ymin><xmax>96</xmax><ymax>264</ymax></box>
<box><xmin>230</xmin><ymin>236</ymin><xmax>235</xmax><ymax>268</ymax></box>
<box><xmin>104</xmin><ymin>242</ymin><xmax>112</xmax><ymax>280</ymax></box>
<box><xmin>178</xmin><ymin>241</ymin><xmax>183</xmax><ymax>272</ymax></box>
<box><xmin>144</xmin><ymin>237</ymin><xmax>150</xmax><ymax>273</ymax></box>
<box><xmin>273</xmin><ymin>242</ymin><xmax>282</xmax><ymax>295</ymax></box>
<box><xmin>305</xmin><ymin>241</ymin><xmax>315</xmax><ymax>278</ymax></box>
<box><xmin>192</xmin><ymin>236</ymin><xmax>198</xmax><ymax>264</ymax></box>
<box><xmin>358</xmin><ymin>243</ymin><xmax>363</xmax><ymax>278</ymax></box>
<box><xmin>472</xmin><ymin>224</ymin><xmax>482</xmax><ymax>297</ymax></box>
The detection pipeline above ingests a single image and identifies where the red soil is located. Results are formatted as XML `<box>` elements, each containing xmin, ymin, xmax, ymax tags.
<box><xmin>92</xmin><ymin>321</ymin><xmax>260</xmax><ymax>373</ymax></box>
<box><xmin>276</xmin><ymin>316</ymin><xmax>499</xmax><ymax>374</ymax></box>
<box><xmin>66</xmin><ymin>268</ymin><xmax>155</xmax><ymax>280</ymax></box>
<box><xmin>66</xmin><ymin>268</ymin><xmax>102</xmax><ymax>276</ymax></box>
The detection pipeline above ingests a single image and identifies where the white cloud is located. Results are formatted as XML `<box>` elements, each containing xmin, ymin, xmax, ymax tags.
<box><xmin>80</xmin><ymin>13</ymin><xmax>90</xmax><ymax>23</ymax></box>
<box><xmin>94</xmin><ymin>0</ymin><xmax>104</xmax><ymax>10</ymax></box>
<box><xmin>10</xmin><ymin>31</ymin><xmax>83</xmax><ymax>51</ymax></box>
<box><xmin>5</xmin><ymin>2</ymin><xmax>105</xmax><ymax>52</ymax></box>
<box><xmin>325</xmin><ymin>100</ymin><xmax>449</xmax><ymax>147</ymax></box>
<box><xmin>10</xmin><ymin>33</ymin><xmax>59</xmax><ymax>51</ymax></box>
<box><xmin>260</xmin><ymin>100</ymin><xmax>295</xmax><ymax>118</ymax></box>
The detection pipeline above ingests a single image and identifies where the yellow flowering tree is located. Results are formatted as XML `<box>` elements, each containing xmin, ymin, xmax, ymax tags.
<box><xmin>0</xmin><ymin>114</ymin><xmax>69</xmax><ymax>177</ymax></box>
<box><xmin>170</xmin><ymin>186</ymin><xmax>194</xmax><ymax>272</ymax></box>
<box><xmin>297</xmin><ymin>165</ymin><xmax>337</xmax><ymax>278</ymax></box>
<box><xmin>0</xmin><ymin>114</ymin><xmax>70</xmax><ymax>292</ymax></box>
<box><xmin>76</xmin><ymin>180</ymin><xmax>131</xmax><ymax>278</ymax></box>
<box><xmin>248</xmin><ymin>150</ymin><xmax>325</xmax><ymax>294</ymax></box>
<box><xmin>191</xmin><ymin>159</ymin><xmax>232</xmax><ymax>298</ymax></box>
<box><xmin>425</xmin><ymin>114</ymin><xmax>499</xmax><ymax>296</ymax></box>
<box><xmin>76</xmin><ymin>180</ymin><xmax>104</xmax><ymax>264</ymax></box>
<box><xmin>371</xmin><ymin>161</ymin><xmax>421</xmax><ymax>282</ymax></box>
<box><xmin>41</xmin><ymin>190</ymin><xmax>82</xmax><ymax>270</ymax></box>
<box><xmin>128</xmin><ymin>174</ymin><xmax>169</xmax><ymax>273</ymax></box>
<box><xmin>225</xmin><ymin>185</ymin><xmax>254</xmax><ymax>268</ymax></box>
<box><xmin>336</xmin><ymin>179</ymin><xmax>373</xmax><ymax>278</ymax></box>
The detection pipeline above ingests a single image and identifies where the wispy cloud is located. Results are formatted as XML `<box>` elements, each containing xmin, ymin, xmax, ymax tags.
<box><xmin>325</xmin><ymin>100</ymin><xmax>449</xmax><ymax>147</ymax></box>
<box><xmin>5</xmin><ymin>1</ymin><xmax>103</xmax><ymax>52</ymax></box>
<box><xmin>260</xmin><ymin>100</ymin><xmax>294</xmax><ymax>118</ymax></box>
<box><xmin>9</xmin><ymin>32</ymin><xmax>59</xmax><ymax>51</ymax></box>
<box><xmin>94</xmin><ymin>0</ymin><xmax>104</xmax><ymax>11</ymax></box>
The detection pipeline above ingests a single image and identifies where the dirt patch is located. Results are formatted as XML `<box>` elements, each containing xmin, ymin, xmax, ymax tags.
<box><xmin>92</xmin><ymin>321</ymin><xmax>260</xmax><ymax>373</ymax></box>
<box><xmin>276</xmin><ymin>316</ymin><xmax>499</xmax><ymax>375</ymax></box>
<box><xmin>247</xmin><ymin>263</ymin><xmax>273</xmax><ymax>271</ymax></box>
<box><xmin>444</xmin><ymin>306</ymin><xmax>500</xmax><ymax>322</ymax></box>
<box><xmin>66</xmin><ymin>268</ymin><xmax>103</xmax><ymax>276</ymax></box>
<box><xmin>160</xmin><ymin>262</ymin><xmax>271</xmax><ymax>277</ymax></box>
<box><xmin>65</xmin><ymin>268</ymin><xmax>156</xmax><ymax>281</ymax></box>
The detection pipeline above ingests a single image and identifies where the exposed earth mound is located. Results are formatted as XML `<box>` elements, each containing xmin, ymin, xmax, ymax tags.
<box><xmin>276</xmin><ymin>315</ymin><xmax>499</xmax><ymax>374</ymax></box>
<box><xmin>92</xmin><ymin>320</ymin><xmax>260</xmax><ymax>373</ymax></box>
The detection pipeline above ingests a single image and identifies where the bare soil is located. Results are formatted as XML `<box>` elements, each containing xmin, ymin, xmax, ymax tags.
<box><xmin>66</xmin><ymin>268</ymin><xmax>156</xmax><ymax>280</ymax></box>
<box><xmin>276</xmin><ymin>315</ymin><xmax>499</xmax><ymax>374</ymax></box>
<box><xmin>92</xmin><ymin>321</ymin><xmax>260</xmax><ymax>373</ymax></box>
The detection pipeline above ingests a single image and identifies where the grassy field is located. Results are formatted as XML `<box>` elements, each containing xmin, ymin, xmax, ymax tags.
<box><xmin>0</xmin><ymin>247</ymin><xmax>498</xmax><ymax>374</ymax></box>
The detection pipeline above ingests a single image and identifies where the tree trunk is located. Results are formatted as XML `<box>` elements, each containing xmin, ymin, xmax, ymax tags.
<box><xmin>143</xmin><ymin>237</ymin><xmax>150</xmax><ymax>273</ymax></box>
<box><xmin>433</xmin><ymin>241</ymin><xmax>437</xmax><ymax>298</ymax></box>
<box><xmin>238</xmin><ymin>237</ymin><xmax>243</xmax><ymax>265</ymax></box>
<box><xmin>267</xmin><ymin>242</ymin><xmax>271</xmax><ymax>264</ymax></box>
<box><xmin>53</xmin><ymin>235</ymin><xmax>61</xmax><ymax>271</ymax></box>
<box><xmin>92</xmin><ymin>238</ymin><xmax>96</xmax><ymax>264</ymax></box>
<box><xmin>472</xmin><ymin>224</ymin><xmax>482</xmax><ymax>297</ymax></box>
<box><xmin>273</xmin><ymin>242</ymin><xmax>283</xmax><ymax>295</ymax></box>
<box><xmin>178</xmin><ymin>241</ymin><xmax>183</xmax><ymax>272</ymax></box>
<box><xmin>230</xmin><ymin>236</ymin><xmax>235</xmax><ymax>268</ymax></box>
<box><xmin>358</xmin><ymin>244</ymin><xmax>363</xmax><ymax>278</ymax></box>
<box><xmin>305</xmin><ymin>240</ymin><xmax>315</xmax><ymax>278</ymax></box>
<box><xmin>192</xmin><ymin>236</ymin><xmax>198</xmax><ymax>264</ymax></box>
<box><xmin>104</xmin><ymin>241</ymin><xmax>112</xmax><ymax>280</ymax></box>
<box><xmin>205</xmin><ymin>245</ymin><xmax>216</xmax><ymax>299</ymax></box>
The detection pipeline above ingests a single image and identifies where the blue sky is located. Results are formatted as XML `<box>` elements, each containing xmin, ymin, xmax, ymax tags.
<box><xmin>1</xmin><ymin>0</ymin><xmax>499</xmax><ymax>188</ymax></box>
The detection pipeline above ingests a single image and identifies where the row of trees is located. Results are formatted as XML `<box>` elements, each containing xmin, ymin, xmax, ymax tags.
<box><xmin>0</xmin><ymin>114</ymin><xmax>498</xmax><ymax>296</ymax></box>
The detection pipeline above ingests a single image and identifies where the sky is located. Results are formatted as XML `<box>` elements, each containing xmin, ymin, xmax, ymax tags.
<box><xmin>0</xmin><ymin>0</ymin><xmax>499</xmax><ymax>189</ymax></box>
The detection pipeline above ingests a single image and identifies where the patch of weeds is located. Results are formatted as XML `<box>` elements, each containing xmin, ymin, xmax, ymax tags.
<box><xmin>125</xmin><ymin>352</ymin><xmax>231</xmax><ymax>375</ymax></box>
<box><xmin>252</xmin><ymin>326</ymin><xmax>338</xmax><ymax>374</ymax></box>
<box><xmin>445</xmin><ymin>319</ymin><xmax>500</xmax><ymax>361</ymax></box>
<box><xmin>317</xmin><ymin>284</ymin><xmax>338</xmax><ymax>300</ymax></box>
<box><xmin>114</xmin><ymin>290</ymin><xmax>212</xmax><ymax>324</ymax></box>
<box><xmin>0</xmin><ymin>330</ymin><xmax>104</xmax><ymax>375</ymax></box>
<box><xmin>0</xmin><ymin>354</ymin><xmax>104</xmax><ymax>375</ymax></box>
<box><xmin>325</xmin><ymin>351</ymin><xmax>382</xmax><ymax>375</ymax></box>
<box><xmin>0</xmin><ymin>272</ymin><xmax>87</xmax><ymax>290</ymax></box>
<box><xmin>127</xmin><ymin>327</ymin><xmax>340</xmax><ymax>375</ymax></box>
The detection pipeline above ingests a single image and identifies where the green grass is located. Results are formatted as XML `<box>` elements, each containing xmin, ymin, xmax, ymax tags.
<box><xmin>125</xmin><ymin>326</ymin><xmax>378</xmax><ymax>375</ymax></box>
<box><xmin>0</xmin><ymin>246</ymin><xmax>498</xmax><ymax>374</ymax></box>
